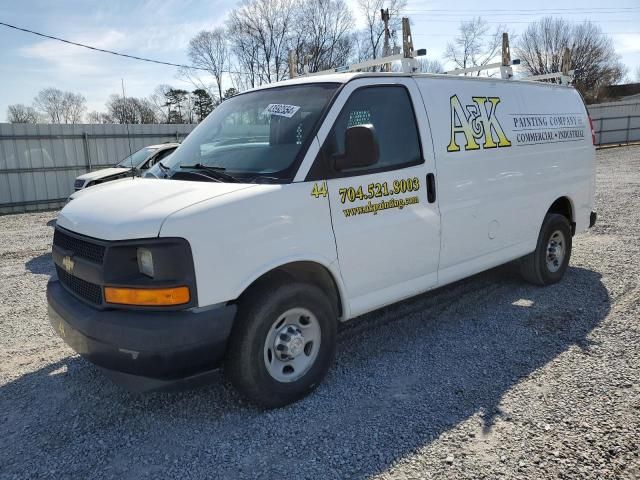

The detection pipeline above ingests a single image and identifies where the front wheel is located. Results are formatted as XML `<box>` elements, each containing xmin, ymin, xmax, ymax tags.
<box><xmin>520</xmin><ymin>213</ymin><xmax>573</xmax><ymax>285</ymax></box>
<box><xmin>225</xmin><ymin>280</ymin><xmax>337</xmax><ymax>408</ymax></box>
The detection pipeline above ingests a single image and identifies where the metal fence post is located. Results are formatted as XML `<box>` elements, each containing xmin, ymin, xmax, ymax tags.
<box><xmin>598</xmin><ymin>118</ymin><xmax>603</xmax><ymax>146</ymax></box>
<box><xmin>176</xmin><ymin>130</ymin><xmax>179</xmax><ymax>142</ymax></box>
<box><xmin>82</xmin><ymin>132</ymin><xmax>92</xmax><ymax>172</ymax></box>
<box><xmin>626</xmin><ymin>116</ymin><xmax>631</xmax><ymax>145</ymax></box>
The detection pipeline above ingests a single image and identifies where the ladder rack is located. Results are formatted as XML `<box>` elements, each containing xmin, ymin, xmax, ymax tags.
<box><xmin>294</xmin><ymin>17</ymin><xmax>423</xmax><ymax>77</ymax></box>
<box><xmin>302</xmin><ymin>53</ymin><xmax>416</xmax><ymax>77</ymax></box>
<box><xmin>292</xmin><ymin>25</ymin><xmax>574</xmax><ymax>85</ymax></box>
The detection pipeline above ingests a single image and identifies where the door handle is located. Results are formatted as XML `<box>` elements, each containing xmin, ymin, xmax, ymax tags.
<box><xmin>426</xmin><ymin>173</ymin><xmax>436</xmax><ymax>203</ymax></box>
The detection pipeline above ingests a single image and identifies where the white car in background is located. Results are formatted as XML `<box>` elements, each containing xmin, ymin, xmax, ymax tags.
<box><xmin>73</xmin><ymin>143</ymin><xmax>179</xmax><ymax>191</ymax></box>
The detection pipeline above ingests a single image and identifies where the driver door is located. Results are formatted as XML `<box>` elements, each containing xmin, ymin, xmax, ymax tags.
<box><xmin>308</xmin><ymin>79</ymin><xmax>440</xmax><ymax>317</ymax></box>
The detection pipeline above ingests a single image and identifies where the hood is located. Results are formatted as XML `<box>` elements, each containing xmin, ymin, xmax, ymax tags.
<box><xmin>76</xmin><ymin>167</ymin><xmax>131</xmax><ymax>182</ymax></box>
<box><xmin>58</xmin><ymin>178</ymin><xmax>256</xmax><ymax>240</ymax></box>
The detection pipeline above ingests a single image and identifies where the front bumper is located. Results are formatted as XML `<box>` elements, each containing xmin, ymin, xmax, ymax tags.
<box><xmin>47</xmin><ymin>279</ymin><xmax>236</xmax><ymax>382</ymax></box>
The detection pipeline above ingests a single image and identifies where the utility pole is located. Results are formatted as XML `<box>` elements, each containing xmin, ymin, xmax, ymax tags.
<box><xmin>500</xmin><ymin>32</ymin><xmax>513</xmax><ymax>80</ymax></box>
<box><xmin>288</xmin><ymin>50</ymin><xmax>297</xmax><ymax>79</ymax></box>
<box><xmin>561</xmin><ymin>47</ymin><xmax>571</xmax><ymax>76</ymax></box>
<box><xmin>381</xmin><ymin>8</ymin><xmax>390</xmax><ymax>72</ymax></box>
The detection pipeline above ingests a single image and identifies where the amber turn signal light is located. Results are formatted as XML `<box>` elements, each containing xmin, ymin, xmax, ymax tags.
<box><xmin>104</xmin><ymin>286</ymin><xmax>190</xmax><ymax>306</ymax></box>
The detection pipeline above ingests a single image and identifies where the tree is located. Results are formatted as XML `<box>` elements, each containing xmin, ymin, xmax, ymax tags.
<box><xmin>444</xmin><ymin>17</ymin><xmax>506</xmax><ymax>76</ymax></box>
<box><xmin>34</xmin><ymin>88</ymin><xmax>65</xmax><ymax>123</ymax></box>
<box><xmin>62</xmin><ymin>92</ymin><xmax>87</xmax><ymax>124</ymax></box>
<box><xmin>86</xmin><ymin>111</ymin><xmax>113</xmax><ymax>124</ymax></box>
<box><xmin>187</xmin><ymin>29</ymin><xmax>228</xmax><ymax>103</ymax></box>
<box><xmin>516</xmin><ymin>18</ymin><xmax>625</xmax><ymax>102</ymax></box>
<box><xmin>417</xmin><ymin>58</ymin><xmax>443</xmax><ymax>74</ymax></box>
<box><xmin>192</xmin><ymin>89</ymin><xmax>214</xmax><ymax>122</ymax></box>
<box><xmin>227</xmin><ymin>0</ymin><xmax>297</xmax><ymax>86</ymax></box>
<box><xmin>356</xmin><ymin>0</ymin><xmax>406</xmax><ymax>62</ymax></box>
<box><xmin>635</xmin><ymin>65</ymin><xmax>640</xmax><ymax>83</ymax></box>
<box><xmin>105</xmin><ymin>95</ymin><xmax>158</xmax><ymax>124</ymax></box>
<box><xmin>291</xmin><ymin>0</ymin><xmax>355</xmax><ymax>74</ymax></box>
<box><xmin>34</xmin><ymin>88</ymin><xmax>86</xmax><ymax>124</ymax></box>
<box><xmin>148</xmin><ymin>84</ymin><xmax>172</xmax><ymax>123</ymax></box>
<box><xmin>223</xmin><ymin>88</ymin><xmax>239</xmax><ymax>100</ymax></box>
<box><xmin>7</xmin><ymin>104</ymin><xmax>38</xmax><ymax>124</ymax></box>
<box><xmin>164</xmin><ymin>89</ymin><xmax>190</xmax><ymax>124</ymax></box>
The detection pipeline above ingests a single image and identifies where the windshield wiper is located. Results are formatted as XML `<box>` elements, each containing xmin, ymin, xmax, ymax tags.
<box><xmin>249</xmin><ymin>174</ymin><xmax>284</xmax><ymax>184</ymax></box>
<box><xmin>180</xmin><ymin>163</ymin><xmax>240</xmax><ymax>183</ymax></box>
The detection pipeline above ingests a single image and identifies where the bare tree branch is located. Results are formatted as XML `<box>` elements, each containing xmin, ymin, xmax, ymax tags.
<box><xmin>7</xmin><ymin>104</ymin><xmax>39</xmax><ymax>124</ymax></box>
<box><xmin>444</xmin><ymin>17</ymin><xmax>510</xmax><ymax>76</ymax></box>
<box><xmin>516</xmin><ymin>17</ymin><xmax>626</xmax><ymax>101</ymax></box>
<box><xmin>186</xmin><ymin>28</ymin><xmax>229</xmax><ymax>102</ymax></box>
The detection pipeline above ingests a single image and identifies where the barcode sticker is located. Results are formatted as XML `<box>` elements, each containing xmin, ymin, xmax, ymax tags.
<box><xmin>263</xmin><ymin>104</ymin><xmax>301</xmax><ymax>118</ymax></box>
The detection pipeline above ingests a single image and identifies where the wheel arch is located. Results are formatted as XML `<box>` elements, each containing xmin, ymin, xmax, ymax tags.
<box><xmin>236</xmin><ymin>259</ymin><xmax>347</xmax><ymax>320</ymax></box>
<box><xmin>547</xmin><ymin>196</ymin><xmax>576</xmax><ymax>235</ymax></box>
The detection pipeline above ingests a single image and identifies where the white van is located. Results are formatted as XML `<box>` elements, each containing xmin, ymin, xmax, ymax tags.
<box><xmin>48</xmin><ymin>73</ymin><xmax>596</xmax><ymax>407</ymax></box>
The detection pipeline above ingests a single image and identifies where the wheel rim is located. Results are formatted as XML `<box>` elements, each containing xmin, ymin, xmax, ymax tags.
<box><xmin>263</xmin><ymin>307</ymin><xmax>321</xmax><ymax>383</ymax></box>
<box><xmin>546</xmin><ymin>230</ymin><xmax>566</xmax><ymax>273</ymax></box>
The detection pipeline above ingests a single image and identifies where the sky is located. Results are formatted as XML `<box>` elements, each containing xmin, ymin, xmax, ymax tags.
<box><xmin>0</xmin><ymin>0</ymin><xmax>639</xmax><ymax>122</ymax></box>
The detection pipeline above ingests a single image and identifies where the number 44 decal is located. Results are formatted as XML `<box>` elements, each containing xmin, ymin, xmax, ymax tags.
<box><xmin>310</xmin><ymin>181</ymin><xmax>328</xmax><ymax>198</ymax></box>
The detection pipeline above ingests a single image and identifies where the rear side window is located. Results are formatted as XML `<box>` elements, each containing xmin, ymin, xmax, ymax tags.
<box><xmin>317</xmin><ymin>85</ymin><xmax>423</xmax><ymax>177</ymax></box>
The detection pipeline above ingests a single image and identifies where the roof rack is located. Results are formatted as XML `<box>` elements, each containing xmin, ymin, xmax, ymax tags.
<box><xmin>445</xmin><ymin>35</ymin><xmax>574</xmax><ymax>85</ymax></box>
<box><xmin>519</xmin><ymin>49</ymin><xmax>575</xmax><ymax>85</ymax></box>
<box><xmin>292</xmin><ymin>17</ymin><xmax>425</xmax><ymax>77</ymax></box>
<box><xmin>292</xmin><ymin>26</ymin><xmax>573</xmax><ymax>85</ymax></box>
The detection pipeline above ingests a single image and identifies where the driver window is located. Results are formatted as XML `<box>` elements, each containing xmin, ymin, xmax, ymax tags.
<box><xmin>313</xmin><ymin>85</ymin><xmax>423</xmax><ymax>178</ymax></box>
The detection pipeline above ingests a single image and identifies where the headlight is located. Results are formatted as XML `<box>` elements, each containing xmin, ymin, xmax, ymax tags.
<box><xmin>137</xmin><ymin>248</ymin><xmax>154</xmax><ymax>278</ymax></box>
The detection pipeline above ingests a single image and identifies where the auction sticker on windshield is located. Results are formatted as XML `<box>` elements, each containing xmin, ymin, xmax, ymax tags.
<box><xmin>263</xmin><ymin>104</ymin><xmax>301</xmax><ymax>118</ymax></box>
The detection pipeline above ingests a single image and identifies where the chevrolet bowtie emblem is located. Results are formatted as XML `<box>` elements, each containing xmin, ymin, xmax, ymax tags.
<box><xmin>62</xmin><ymin>255</ymin><xmax>75</xmax><ymax>273</ymax></box>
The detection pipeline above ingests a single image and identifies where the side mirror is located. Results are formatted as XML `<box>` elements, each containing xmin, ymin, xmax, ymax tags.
<box><xmin>333</xmin><ymin>124</ymin><xmax>379</xmax><ymax>171</ymax></box>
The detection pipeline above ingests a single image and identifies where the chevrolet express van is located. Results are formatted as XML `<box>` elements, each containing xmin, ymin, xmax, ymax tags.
<box><xmin>48</xmin><ymin>73</ymin><xmax>597</xmax><ymax>407</ymax></box>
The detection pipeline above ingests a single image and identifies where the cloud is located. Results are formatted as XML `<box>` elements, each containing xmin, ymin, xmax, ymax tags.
<box><xmin>20</xmin><ymin>30</ymin><xmax>130</xmax><ymax>75</ymax></box>
<box><xmin>617</xmin><ymin>34</ymin><xmax>640</xmax><ymax>54</ymax></box>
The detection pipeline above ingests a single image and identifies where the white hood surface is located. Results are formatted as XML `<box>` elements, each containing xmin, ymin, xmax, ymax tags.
<box><xmin>76</xmin><ymin>167</ymin><xmax>131</xmax><ymax>182</ymax></box>
<box><xmin>58</xmin><ymin>178</ymin><xmax>256</xmax><ymax>240</ymax></box>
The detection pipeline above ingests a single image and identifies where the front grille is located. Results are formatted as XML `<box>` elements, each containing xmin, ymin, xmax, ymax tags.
<box><xmin>74</xmin><ymin>179</ymin><xmax>85</xmax><ymax>189</ymax></box>
<box><xmin>56</xmin><ymin>266</ymin><xmax>103</xmax><ymax>305</ymax></box>
<box><xmin>53</xmin><ymin>229</ymin><xmax>105</xmax><ymax>264</ymax></box>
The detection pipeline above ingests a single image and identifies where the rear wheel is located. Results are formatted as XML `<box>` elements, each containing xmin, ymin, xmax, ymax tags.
<box><xmin>520</xmin><ymin>213</ymin><xmax>572</xmax><ymax>285</ymax></box>
<box><xmin>225</xmin><ymin>280</ymin><xmax>337</xmax><ymax>408</ymax></box>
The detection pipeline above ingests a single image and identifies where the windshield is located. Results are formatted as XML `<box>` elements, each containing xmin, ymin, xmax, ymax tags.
<box><xmin>162</xmin><ymin>83</ymin><xmax>339</xmax><ymax>182</ymax></box>
<box><xmin>116</xmin><ymin>147</ymin><xmax>157</xmax><ymax>168</ymax></box>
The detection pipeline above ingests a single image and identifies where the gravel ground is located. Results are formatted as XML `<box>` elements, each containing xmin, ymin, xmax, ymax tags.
<box><xmin>1</xmin><ymin>146</ymin><xmax>639</xmax><ymax>479</ymax></box>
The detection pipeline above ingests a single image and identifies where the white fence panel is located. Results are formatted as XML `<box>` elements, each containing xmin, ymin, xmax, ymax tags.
<box><xmin>588</xmin><ymin>101</ymin><xmax>640</xmax><ymax>146</ymax></box>
<box><xmin>0</xmin><ymin>123</ymin><xmax>196</xmax><ymax>215</ymax></box>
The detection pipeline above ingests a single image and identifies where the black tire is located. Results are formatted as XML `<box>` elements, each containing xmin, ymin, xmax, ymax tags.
<box><xmin>224</xmin><ymin>279</ymin><xmax>337</xmax><ymax>408</ymax></box>
<box><xmin>520</xmin><ymin>213</ymin><xmax>572</xmax><ymax>286</ymax></box>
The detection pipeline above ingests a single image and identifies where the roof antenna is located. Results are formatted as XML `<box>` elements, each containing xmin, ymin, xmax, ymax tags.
<box><xmin>121</xmin><ymin>79</ymin><xmax>134</xmax><ymax>179</ymax></box>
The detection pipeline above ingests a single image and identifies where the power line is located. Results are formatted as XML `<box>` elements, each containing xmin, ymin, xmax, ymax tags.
<box><xmin>1</xmin><ymin>19</ymin><xmax>635</xmax><ymax>73</ymax></box>
<box><xmin>402</xmin><ymin>12</ymin><xmax>640</xmax><ymax>18</ymax></box>
<box><xmin>0</xmin><ymin>20</ymin><xmax>253</xmax><ymax>75</ymax></box>
<box><xmin>403</xmin><ymin>18</ymin><xmax>639</xmax><ymax>23</ymax></box>
<box><xmin>401</xmin><ymin>6</ymin><xmax>640</xmax><ymax>13</ymax></box>
<box><xmin>411</xmin><ymin>32</ymin><xmax>637</xmax><ymax>37</ymax></box>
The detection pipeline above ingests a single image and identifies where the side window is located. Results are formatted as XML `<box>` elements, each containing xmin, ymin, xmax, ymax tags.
<box><xmin>319</xmin><ymin>85</ymin><xmax>422</xmax><ymax>177</ymax></box>
<box><xmin>145</xmin><ymin>148</ymin><xmax>174</xmax><ymax>168</ymax></box>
